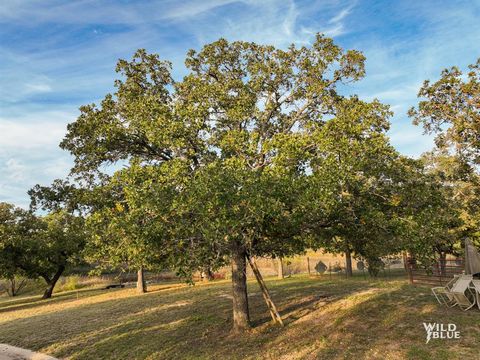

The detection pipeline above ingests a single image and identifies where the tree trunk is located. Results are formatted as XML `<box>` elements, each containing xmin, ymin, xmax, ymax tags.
<box><xmin>306</xmin><ymin>257</ymin><xmax>311</xmax><ymax>276</ymax></box>
<box><xmin>203</xmin><ymin>267</ymin><xmax>214</xmax><ymax>281</ymax></box>
<box><xmin>10</xmin><ymin>278</ymin><xmax>17</xmax><ymax>297</ymax></box>
<box><xmin>137</xmin><ymin>266</ymin><xmax>147</xmax><ymax>293</ymax></box>
<box><xmin>439</xmin><ymin>252</ymin><xmax>447</xmax><ymax>277</ymax></box>
<box><xmin>345</xmin><ymin>249</ymin><xmax>353</xmax><ymax>277</ymax></box>
<box><xmin>42</xmin><ymin>265</ymin><xmax>65</xmax><ymax>299</ymax></box>
<box><xmin>402</xmin><ymin>251</ymin><xmax>408</xmax><ymax>271</ymax></box>
<box><xmin>407</xmin><ymin>252</ymin><xmax>415</xmax><ymax>284</ymax></box>
<box><xmin>7</xmin><ymin>277</ymin><xmax>27</xmax><ymax>297</ymax></box>
<box><xmin>231</xmin><ymin>242</ymin><xmax>250</xmax><ymax>332</ymax></box>
<box><xmin>277</xmin><ymin>257</ymin><xmax>284</xmax><ymax>279</ymax></box>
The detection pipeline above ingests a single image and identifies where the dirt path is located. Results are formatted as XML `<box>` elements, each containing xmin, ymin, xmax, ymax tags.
<box><xmin>0</xmin><ymin>344</ymin><xmax>58</xmax><ymax>360</ymax></box>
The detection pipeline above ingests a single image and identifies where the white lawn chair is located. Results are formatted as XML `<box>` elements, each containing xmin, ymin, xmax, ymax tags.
<box><xmin>470</xmin><ymin>279</ymin><xmax>480</xmax><ymax>310</ymax></box>
<box><xmin>432</xmin><ymin>275</ymin><xmax>460</xmax><ymax>307</ymax></box>
<box><xmin>450</xmin><ymin>275</ymin><xmax>475</xmax><ymax>311</ymax></box>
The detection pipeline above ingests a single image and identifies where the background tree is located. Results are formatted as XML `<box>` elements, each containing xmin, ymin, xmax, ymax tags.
<box><xmin>409</xmin><ymin>58</ymin><xmax>480</xmax><ymax>167</ymax></box>
<box><xmin>0</xmin><ymin>203</ymin><xmax>30</xmax><ymax>296</ymax></box>
<box><xmin>28</xmin><ymin>180</ymin><xmax>88</xmax><ymax>298</ymax></box>
<box><xmin>409</xmin><ymin>58</ymin><xmax>480</xmax><ymax>257</ymax></box>
<box><xmin>416</xmin><ymin>150</ymin><xmax>477</xmax><ymax>256</ymax></box>
<box><xmin>29</xmin><ymin>179</ymin><xmax>85</xmax><ymax>214</ymax></box>
<box><xmin>388</xmin><ymin>156</ymin><xmax>461</xmax><ymax>273</ymax></box>
<box><xmin>85</xmin><ymin>164</ymin><xmax>183</xmax><ymax>293</ymax></box>
<box><xmin>35</xmin><ymin>211</ymin><xmax>87</xmax><ymax>299</ymax></box>
<box><xmin>302</xmin><ymin>97</ymin><xmax>402</xmax><ymax>276</ymax></box>
<box><xmin>0</xmin><ymin>201</ymin><xmax>86</xmax><ymax>299</ymax></box>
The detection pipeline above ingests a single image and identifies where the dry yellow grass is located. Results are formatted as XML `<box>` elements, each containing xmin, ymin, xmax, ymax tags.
<box><xmin>1</xmin><ymin>274</ymin><xmax>479</xmax><ymax>359</ymax></box>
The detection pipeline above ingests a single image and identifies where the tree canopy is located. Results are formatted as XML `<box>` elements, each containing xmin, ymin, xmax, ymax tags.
<box><xmin>0</xmin><ymin>202</ymin><xmax>86</xmax><ymax>299</ymax></box>
<box><xmin>410</xmin><ymin>58</ymin><xmax>480</xmax><ymax>254</ymax></box>
<box><xmin>409</xmin><ymin>58</ymin><xmax>480</xmax><ymax>166</ymax></box>
<box><xmin>59</xmin><ymin>34</ymin><xmax>371</xmax><ymax>331</ymax></box>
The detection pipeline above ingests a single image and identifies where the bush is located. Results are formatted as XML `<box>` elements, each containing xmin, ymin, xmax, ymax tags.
<box><xmin>0</xmin><ymin>276</ymin><xmax>29</xmax><ymax>297</ymax></box>
<box><xmin>366</xmin><ymin>257</ymin><xmax>384</xmax><ymax>277</ymax></box>
<box><xmin>328</xmin><ymin>261</ymin><xmax>342</xmax><ymax>273</ymax></box>
<box><xmin>58</xmin><ymin>276</ymin><xmax>84</xmax><ymax>292</ymax></box>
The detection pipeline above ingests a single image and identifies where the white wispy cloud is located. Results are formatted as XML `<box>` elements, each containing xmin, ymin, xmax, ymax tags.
<box><xmin>183</xmin><ymin>0</ymin><xmax>355</xmax><ymax>48</ymax></box>
<box><xmin>24</xmin><ymin>82</ymin><xmax>52</xmax><ymax>93</ymax></box>
<box><xmin>0</xmin><ymin>108</ymin><xmax>74</xmax><ymax>208</ymax></box>
<box><xmin>0</xmin><ymin>0</ymin><xmax>242</xmax><ymax>25</ymax></box>
<box><xmin>329</xmin><ymin>3</ymin><xmax>355</xmax><ymax>24</ymax></box>
<box><xmin>163</xmin><ymin>0</ymin><xmax>239</xmax><ymax>20</ymax></box>
<box><xmin>0</xmin><ymin>110</ymin><xmax>72</xmax><ymax>153</ymax></box>
<box><xmin>343</xmin><ymin>1</ymin><xmax>480</xmax><ymax>158</ymax></box>
<box><xmin>5</xmin><ymin>158</ymin><xmax>27</xmax><ymax>182</ymax></box>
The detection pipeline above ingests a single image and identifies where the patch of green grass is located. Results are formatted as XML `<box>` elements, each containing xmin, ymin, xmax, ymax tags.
<box><xmin>407</xmin><ymin>346</ymin><xmax>432</xmax><ymax>360</ymax></box>
<box><xmin>0</xmin><ymin>275</ymin><xmax>479</xmax><ymax>359</ymax></box>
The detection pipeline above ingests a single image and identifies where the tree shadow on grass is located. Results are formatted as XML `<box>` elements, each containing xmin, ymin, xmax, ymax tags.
<box><xmin>255</xmin><ymin>283</ymin><xmax>480</xmax><ymax>360</ymax></box>
<box><xmin>2</xmin><ymin>278</ymin><xmax>470</xmax><ymax>360</ymax></box>
<box><xmin>0</xmin><ymin>288</ymin><xmax>117</xmax><ymax>314</ymax></box>
<box><xmin>0</xmin><ymin>278</ymin><xmax>369</xmax><ymax>358</ymax></box>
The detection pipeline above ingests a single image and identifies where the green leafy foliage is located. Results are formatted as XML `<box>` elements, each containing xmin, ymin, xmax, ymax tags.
<box><xmin>410</xmin><ymin>58</ymin><xmax>480</xmax><ymax>256</ymax></box>
<box><xmin>409</xmin><ymin>58</ymin><xmax>480</xmax><ymax>166</ymax></box>
<box><xmin>58</xmin><ymin>35</ymin><xmax>371</xmax><ymax>329</ymax></box>
<box><xmin>301</xmin><ymin>97</ymin><xmax>399</xmax><ymax>259</ymax></box>
<box><xmin>1</xmin><ymin>193</ymin><xmax>87</xmax><ymax>299</ymax></box>
<box><xmin>60</xmin><ymin>34</ymin><xmax>367</xmax><ymax>273</ymax></box>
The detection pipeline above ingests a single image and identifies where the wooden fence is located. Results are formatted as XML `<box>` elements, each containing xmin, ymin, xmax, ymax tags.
<box><xmin>406</xmin><ymin>257</ymin><xmax>464</xmax><ymax>285</ymax></box>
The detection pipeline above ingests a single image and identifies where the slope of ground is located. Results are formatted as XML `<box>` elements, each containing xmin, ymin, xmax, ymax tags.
<box><xmin>0</xmin><ymin>275</ymin><xmax>479</xmax><ymax>359</ymax></box>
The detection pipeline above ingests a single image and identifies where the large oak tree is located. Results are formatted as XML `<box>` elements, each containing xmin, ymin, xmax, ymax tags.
<box><xmin>60</xmin><ymin>34</ymin><xmax>367</xmax><ymax>331</ymax></box>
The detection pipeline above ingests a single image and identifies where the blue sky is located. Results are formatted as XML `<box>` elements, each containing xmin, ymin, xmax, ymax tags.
<box><xmin>1</xmin><ymin>0</ymin><xmax>480</xmax><ymax>208</ymax></box>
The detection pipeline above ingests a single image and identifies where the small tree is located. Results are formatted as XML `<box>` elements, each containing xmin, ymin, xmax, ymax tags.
<box><xmin>387</xmin><ymin>156</ymin><xmax>462</xmax><ymax>269</ymax></box>
<box><xmin>85</xmin><ymin>165</ymin><xmax>180</xmax><ymax>293</ymax></box>
<box><xmin>1</xmin><ymin>200</ymin><xmax>86</xmax><ymax>299</ymax></box>
<box><xmin>36</xmin><ymin>211</ymin><xmax>86</xmax><ymax>298</ymax></box>
<box><xmin>27</xmin><ymin>180</ymin><xmax>88</xmax><ymax>298</ymax></box>
<box><xmin>0</xmin><ymin>203</ymin><xmax>30</xmax><ymax>296</ymax></box>
<box><xmin>0</xmin><ymin>276</ymin><xmax>28</xmax><ymax>297</ymax></box>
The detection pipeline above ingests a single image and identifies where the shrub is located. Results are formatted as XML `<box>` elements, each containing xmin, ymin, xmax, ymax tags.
<box><xmin>328</xmin><ymin>261</ymin><xmax>342</xmax><ymax>273</ymax></box>
<box><xmin>59</xmin><ymin>276</ymin><xmax>84</xmax><ymax>292</ymax></box>
<box><xmin>0</xmin><ymin>276</ymin><xmax>29</xmax><ymax>297</ymax></box>
<box><xmin>366</xmin><ymin>257</ymin><xmax>384</xmax><ymax>277</ymax></box>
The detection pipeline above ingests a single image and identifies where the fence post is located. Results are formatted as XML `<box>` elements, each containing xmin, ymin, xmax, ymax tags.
<box><xmin>439</xmin><ymin>259</ymin><xmax>443</xmax><ymax>286</ymax></box>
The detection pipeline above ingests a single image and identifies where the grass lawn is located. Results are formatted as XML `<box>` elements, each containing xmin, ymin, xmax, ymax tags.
<box><xmin>0</xmin><ymin>274</ymin><xmax>479</xmax><ymax>359</ymax></box>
